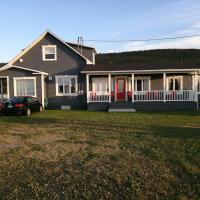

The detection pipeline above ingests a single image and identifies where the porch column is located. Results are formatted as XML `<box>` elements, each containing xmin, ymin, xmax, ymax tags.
<box><xmin>163</xmin><ymin>73</ymin><xmax>166</xmax><ymax>102</ymax></box>
<box><xmin>194</xmin><ymin>72</ymin><xmax>198</xmax><ymax>99</ymax></box>
<box><xmin>108</xmin><ymin>74</ymin><xmax>111</xmax><ymax>103</ymax></box>
<box><xmin>41</xmin><ymin>74</ymin><xmax>45</xmax><ymax>107</ymax></box>
<box><xmin>86</xmin><ymin>74</ymin><xmax>89</xmax><ymax>103</ymax></box>
<box><xmin>131</xmin><ymin>73</ymin><xmax>134</xmax><ymax>103</ymax></box>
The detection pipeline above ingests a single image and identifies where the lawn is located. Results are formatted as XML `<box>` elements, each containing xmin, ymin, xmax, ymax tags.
<box><xmin>0</xmin><ymin>111</ymin><xmax>199</xmax><ymax>200</ymax></box>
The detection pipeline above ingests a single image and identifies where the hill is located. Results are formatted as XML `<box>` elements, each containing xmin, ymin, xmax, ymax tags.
<box><xmin>96</xmin><ymin>49</ymin><xmax>200</xmax><ymax>65</ymax></box>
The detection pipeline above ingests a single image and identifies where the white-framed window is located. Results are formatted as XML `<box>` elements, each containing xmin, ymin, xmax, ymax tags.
<box><xmin>167</xmin><ymin>76</ymin><xmax>183</xmax><ymax>91</ymax></box>
<box><xmin>128</xmin><ymin>77</ymin><xmax>150</xmax><ymax>91</ymax></box>
<box><xmin>14</xmin><ymin>77</ymin><xmax>36</xmax><ymax>97</ymax></box>
<box><xmin>55</xmin><ymin>75</ymin><xmax>78</xmax><ymax>96</ymax></box>
<box><xmin>42</xmin><ymin>45</ymin><xmax>57</xmax><ymax>61</ymax></box>
<box><xmin>92</xmin><ymin>77</ymin><xmax>108</xmax><ymax>92</ymax></box>
<box><xmin>198</xmin><ymin>76</ymin><xmax>200</xmax><ymax>92</ymax></box>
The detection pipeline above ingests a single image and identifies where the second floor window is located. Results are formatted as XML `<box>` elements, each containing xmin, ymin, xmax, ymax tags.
<box><xmin>42</xmin><ymin>45</ymin><xmax>57</xmax><ymax>61</ymax></box>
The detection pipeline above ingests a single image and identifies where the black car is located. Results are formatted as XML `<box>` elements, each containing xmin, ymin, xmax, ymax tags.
<box><xmin>1</xmin><ymin>96</ymin><xmax>43</xmax><ymax>116</ymax></box>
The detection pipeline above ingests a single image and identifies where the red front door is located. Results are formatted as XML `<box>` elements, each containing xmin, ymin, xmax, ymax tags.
<box><xmin>116</xmin><ymin>78</ymin><xmax>126</xmax><ymax>101</ymax></box>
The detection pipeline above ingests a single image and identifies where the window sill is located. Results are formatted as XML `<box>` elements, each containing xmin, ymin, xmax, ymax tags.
<box><xmin>56</xmin><ymin>93</ymin><xmax>78</xmax><ymax>97</ymax></box>
<box><xmin>42</xmin><ymin>59</ymin><xmax>57</xmax><ymax>61</ymax></box>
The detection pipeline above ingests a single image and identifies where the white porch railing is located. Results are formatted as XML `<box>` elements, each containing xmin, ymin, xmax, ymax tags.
<box><xmin>134</xmin><ymin>90</ymin><xmax>164</xmax><ymax>101</ymax></box>
<box><xmin>134</xmin><ymin>90</ymin><xmax>195</xmax><ymax>101</ymax></box>
<box><xmin>88</xmin><ymin>92</ymin><xmax>110</xmax><ymax>102</ymax></box>
<box><xmin>165</xmin><ymin>90</ymin><xmax>195</xmax><ymax>101</ymax></box>
<box><xmin>88</xmin><ymin>90</ymin><xmax>196</xmax><ymax>102</ymax></box>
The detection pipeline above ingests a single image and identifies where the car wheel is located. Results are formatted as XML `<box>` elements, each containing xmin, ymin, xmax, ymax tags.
<box><xmin>39</xmin><ymin>105</ymin><xmax>43</xmax><ymax>112</ymax></box>
<box><xmin>25</xmin><ymin>108</ymin><xmax>31</xmax><ymax>116</ymax></box>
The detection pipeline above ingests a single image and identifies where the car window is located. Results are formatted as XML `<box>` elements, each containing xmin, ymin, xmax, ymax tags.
<box><xmin>10</xmin><ymin>97</ymin><xmax>25</xmax><ymax>103</ymax></box>
<box><xmin>26</xmin><ymin>97</ymin><xmax>33</xmax><ymax>103</ymax></box>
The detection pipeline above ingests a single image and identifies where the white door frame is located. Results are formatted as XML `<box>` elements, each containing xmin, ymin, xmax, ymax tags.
<box><xmin>114</xmin><ymin>76</ymin><xmax>128</xmax><ymax>102</ymax></box>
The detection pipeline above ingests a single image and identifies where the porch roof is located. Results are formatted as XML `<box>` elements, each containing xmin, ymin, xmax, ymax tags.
<box><xmin>81</xmin><ymin>63</ymin><xmax>200</xmax><ymax>74</ymax></box>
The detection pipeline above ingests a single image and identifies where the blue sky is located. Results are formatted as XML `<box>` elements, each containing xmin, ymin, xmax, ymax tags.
<box><xmin>1</xmin><ymin>0</ymin><xmax>200</xmax><ymax>62</ymax></box>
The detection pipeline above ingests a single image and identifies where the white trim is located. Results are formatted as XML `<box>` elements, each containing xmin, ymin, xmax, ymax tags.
<box><xmin>41</xmin><ymin>74</ymin><xmax>45</xmax><ymax>107</ymax></box>
<box><xmin>55</xmin><ymin>75</ymin><xmax>78</xmax><ymax>96</ymax></box>
<box><xmin>92</xmin><ymin>52</ymin><xmax>96</xmax><ymax>64</ymax></box>
<box><xmin>13</xmin><ymin>77</ymin><xmax>37</xmax><ymax>97</ymax></box>
<box><xmin>166</xmin><ymin>76</ymin><xmax>183</xmax><ymax>91</ymax></box>
<box><xmin>42</xmin><ymin>45</ymin><xmax>57</xmax><ymax>61</ymax></box>
<box><xmin>81</xmin><ymin>69</ymin><xmax>200</xmax><ymax>74</ymax></box>
<box><xmin>0</xmin><ymin>76</ymin><xmax>9</xmax><ymax>99</ymax></box>
<box><xmin>131</xmin><ymin>74</ymin><xmax>134</xmax><ymax>103</ymax></box>
<box><xmin>86</xmin><ymin>74</ymin><xmax>89</xmax><ymax>103</ymax></box>
<box><xmin>0</xmin><ymin>65</ymin><xmax>48</xmax><ymax>75</ymax></box>
<box><xmin>108</xmin><ymin>74</ymin><xmax>111</xmax><ymax>103</ymax></box>
<box><xmin>163</xmin><ymin>73</ymin><xmax>166</xmax><ymax>102</ymax></box>
<box><xmin>4</xmin><ymin>30</ymin><xmax>93</xmax><ymax>67</ymax></box>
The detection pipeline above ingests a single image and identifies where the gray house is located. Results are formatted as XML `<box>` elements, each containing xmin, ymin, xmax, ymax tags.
<box><xmin>0</xmin><ymin>30</ymin><xmax>96</xmax><ymax>110</ymax></box>
<box><xmin>0</xmin><ymin>30</ymin><xmax>200</xmax><ymax>111</ymax></box>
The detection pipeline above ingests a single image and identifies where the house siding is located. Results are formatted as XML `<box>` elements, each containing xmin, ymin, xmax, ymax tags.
<box><xmin>0</xmin><ymin>68</ymin><xmax>42</xmax><ymax>102</ymax></box>
<box><xmin>12</xmin><ymin>32</ymin><xmax>87</xmax><ymax>109</ymax></box>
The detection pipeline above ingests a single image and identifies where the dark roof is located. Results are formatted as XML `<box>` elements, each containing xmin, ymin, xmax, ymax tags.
<box><xmin>66</xmin><ymin>42</ymin><xmax>95</xmax><ymax>50</ymax></box>
<box><xmin>82</xmin><ymin>63</ymin><xmax>200</xmax><ymax>72</ymax></box>
<box><xmin>0</xmin><ymin>63</ymin><xmax>7</xmax><ymax>68</ymax></box>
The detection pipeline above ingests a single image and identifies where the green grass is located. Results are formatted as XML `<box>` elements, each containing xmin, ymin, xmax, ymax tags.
<box><xmin>0</xmin><ymin>111</ymin><xmax>199</xmax><ymax>199</ymax></box>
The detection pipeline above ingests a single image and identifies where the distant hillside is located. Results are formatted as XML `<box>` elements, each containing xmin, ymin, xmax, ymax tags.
<box><xmin>96</xmin><ymin>49</ymin><xmax>200</xmax><ymax>65</ymax></box>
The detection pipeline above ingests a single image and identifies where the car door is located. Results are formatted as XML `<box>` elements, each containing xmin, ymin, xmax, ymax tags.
<box><xmin>26</xmin><ymin>97</ymin><xmax>35</xmax><ymax>111</ymax></box>
<box><xmin>31</xmin><ymin>97</ymin><xmax>40</xmax><ymax>111</ymax></box>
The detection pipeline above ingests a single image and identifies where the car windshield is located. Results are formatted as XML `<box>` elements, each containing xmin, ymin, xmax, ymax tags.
<box><xmin>9</xmin><ymin>97</ymin><xmax>25</xmax><ymax>104</ymax></box>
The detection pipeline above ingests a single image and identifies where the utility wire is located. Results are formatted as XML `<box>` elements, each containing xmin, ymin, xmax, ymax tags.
<box><xmin>83</xmin><ymin>34</ymin><xmax>200</xmax><ymax>43</ymax></box>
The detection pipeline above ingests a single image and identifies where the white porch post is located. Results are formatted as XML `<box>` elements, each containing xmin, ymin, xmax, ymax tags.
<box><xmin>192</xmin><ymin>72</ymin><xmax>199</xmax><ymax>110</ymax></box>
<box><xmin>41</xmin><ymin>74</ymin><xmax>45</xmax><ymax>108</ymax></box>
<box><xmin>194</xmin><ymin>72</ymin><xmax>198</xmax><ymax>100</ymax></box>
<box><xmin>163</xmin><ymin>73</ymin><xmax>166</xmax><ymax>102</ymax></box>
<box><xmin>131</xmin><ymin>73</ymin><xmax>134</xmax><ymax>103</ymax></box>
<box><xmin>86</xmin><ymin>74</ymin><xmax>90</xmax><ymax>103</ymax></box>
<box><xmin>108</xmin><ymin>74</ymin><xmax>111</xmax><ymax>103</ymax></box>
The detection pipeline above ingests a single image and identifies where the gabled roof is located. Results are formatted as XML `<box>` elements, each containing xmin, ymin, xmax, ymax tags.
<box><xmin>66</xmin><ymin>41</ymin><xmax>96</xmax><ymax>51</ymax></box>
<box><xmin>4</xmin><ymin>30</ymin><xmax>94</xmax><ymax>69</ymax></box>
<box><xmin>0</xmin><ymin>65</ymin><xmax>48</xmax><ymax>75</ymax></box>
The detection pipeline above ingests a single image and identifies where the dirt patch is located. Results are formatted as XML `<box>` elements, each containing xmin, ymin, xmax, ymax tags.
<box><xmin>92</xmin><ymin>139</ymin><xmax>120</xmax><ymax>154</ymax></box>
<box><xmin>27</xmin><ymin>133</ymin><xmax>67</xmax><ymax>145</ymax></box>
<box><xmin>26</xmin><ymin>142</ymin><xmax>87</xmax><ymax>162</ymax></box>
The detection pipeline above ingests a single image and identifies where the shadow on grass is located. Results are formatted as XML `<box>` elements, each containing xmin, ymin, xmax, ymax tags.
<box><xmin>146</xmin><ymin>125</ymin><xmax>200</xmax><ymax>139</ymax></box>
<box><xmin>138</xmin><ymin>110</ymin><xmax>200</xmax><ymax>117</ymax></box>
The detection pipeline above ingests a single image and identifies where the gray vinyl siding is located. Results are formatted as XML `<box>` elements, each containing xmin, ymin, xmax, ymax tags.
<box><xmin>0</xmin><ymin>68</ymin><xmax>42</xmax><ymax>102</ymax></box>
<box><xmin>12</xmin><ymin>33</ymin><xmax>87</xmax><ymax>108</ymax></box>
<box><xmin>13</xmin><ymin>33</ymin><xmax>86</xmax><ymax>76</ymax></box>
<box><xmin>183</xmin><ymin>75</ymin><xmax>192</xmax><ymax>90</ymax></box>
<box><xmin>151</xmin><ymin>74</ymin><xmax>163</xmax><ymax>90</ymax></box>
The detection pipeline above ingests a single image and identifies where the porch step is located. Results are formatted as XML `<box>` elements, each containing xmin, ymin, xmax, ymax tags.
<box><xmin>108</xmin><ymin>102</ymin><xmax>136</xmax><ymax>112</ymax></box>
<box><xmin>108</xmin><ymin>108</ymin><xmax>136</xmax><ymax>112</ymax></box>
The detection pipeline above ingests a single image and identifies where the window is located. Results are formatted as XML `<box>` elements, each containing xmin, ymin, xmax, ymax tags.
<box><xmin>56</xmin><ymin>76</ymin><xmax>77</xmax><ymax>96</ymax></box>
<box><xmin>167</xmin><ymin>76</ymin><xmax>182</xmax><ymax>91</ymax></box>
<box><xmin>198</xmin><ymin>77</ymin><xmax>200</xmax><ymax>92</ymax></box>
<box><xmin>92</xmin><ymin>77</ymin><xmax>108</xmax><ymax>92</ymax></box>
<box><xmin>14</xmin><ymin>77</ymin><xmax>36</xmax><ymax>97</ymax></box>
<box><xmin>42</xmin><ymin>45</ymin><xmax>57</xmax><ymax>61</ymax></box>
<box><xmin>134</xmin><ymin>77</ymin><xmax>150</xmax><ymax>91</ymax></box>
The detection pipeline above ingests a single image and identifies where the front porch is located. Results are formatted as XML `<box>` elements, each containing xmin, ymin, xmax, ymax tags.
<box><xmin>86</xmin><ymin>72</ymin><xmax>200</xmax><ymax>110</ymax></box>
